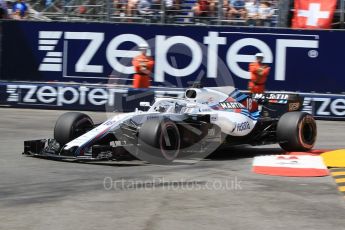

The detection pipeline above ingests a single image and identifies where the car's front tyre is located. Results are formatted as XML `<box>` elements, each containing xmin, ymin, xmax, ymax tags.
<box><xmin>54</xmin><ymin>112</ymin><xmax>94</xmax><ymax>146</ymax></box>
<box><xmin>138</xmin><ymin>118</ymin><xmax>181</xmax><ymax>164</ymax></box>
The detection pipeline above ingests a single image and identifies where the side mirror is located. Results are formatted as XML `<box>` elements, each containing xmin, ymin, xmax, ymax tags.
<box><xmin>139</xmin><ymin>102</ymin><xmax>151</xmax><ymax>107</ymax></box>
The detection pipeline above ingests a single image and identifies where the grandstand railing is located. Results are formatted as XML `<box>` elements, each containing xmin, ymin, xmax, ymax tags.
<box><xmin>4</xmin><ymin>0</ymin><xmax>345</xmax><ymax>28</ymax></box>
<box><xmin>4</xmin><ymin>0</ymin><xmax>280</xmax><ymax>27</ymax></box>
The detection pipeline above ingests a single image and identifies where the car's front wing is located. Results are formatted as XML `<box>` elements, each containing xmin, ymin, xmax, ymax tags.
<box><xmin>23</xmin><ymin>139</ymin><xmax>131</xmax><ymax>160</ymax></box>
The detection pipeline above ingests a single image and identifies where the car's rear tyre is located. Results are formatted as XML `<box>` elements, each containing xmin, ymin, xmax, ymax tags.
<box><xmin>277</xmin><ymin>112</ymin><xmax>317</xmax><ymax>152</ymax></box>
<box><xmin>138</xmin><ymin>119</ymin><xmax>181</xmax><ymax>164</ymax></box>
<box><xmin>54</xmin><ymin>112</ymin><xmax>94</xmax><ymax>146</ymax></box>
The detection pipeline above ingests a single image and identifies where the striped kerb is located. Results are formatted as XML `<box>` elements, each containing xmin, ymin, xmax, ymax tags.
<box><xmin>330</xmin><ymin>168</ymin><xmax>345</xmax><ymax>198</ymax></box>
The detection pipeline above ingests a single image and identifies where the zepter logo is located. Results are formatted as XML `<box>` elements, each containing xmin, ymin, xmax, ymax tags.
<box><xmin>37</xmin><ymin>31</ymin><xmax>320</xmax><ymax>83</ymax></box>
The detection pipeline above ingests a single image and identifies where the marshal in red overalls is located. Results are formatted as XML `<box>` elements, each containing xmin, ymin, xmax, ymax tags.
<box><xmin>248</xmin><ymin>53</ymin><xmax>271</xmax><ymax>94</ymax></box>
<box><xmin>132</xmin><ymin>45</ymin><xmax>154</xmax><ymax>89</ymax></box>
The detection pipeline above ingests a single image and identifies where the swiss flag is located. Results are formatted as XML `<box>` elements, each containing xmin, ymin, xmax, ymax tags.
<box><xmin>292</xmin><ymin>0</ymin><xmax>337</xmax><ymax>29</ymax></box>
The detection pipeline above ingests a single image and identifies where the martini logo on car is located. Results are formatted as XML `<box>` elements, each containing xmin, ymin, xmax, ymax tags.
<box><xmin>219</xmin><ymin>102</ymin><xmax>245</xmax><ymax>109</ymax></box>
<box><xmin>253</xmin><ymin>93</ymin><xmax>289</xmax><ymax>100</ymax></box>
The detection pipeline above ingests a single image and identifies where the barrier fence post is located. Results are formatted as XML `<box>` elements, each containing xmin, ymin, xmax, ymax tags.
<box><xmin>277</xmin><ymin>0</ymin><xmax>290</xmax><ymax>27</ymax></box>
<box><xmin>106</xmin><ymin>0</ymin><xmax>111</xmax><ymax>22</ymax></box>
<box><xmin>217</xmin><ymin>0</ymin><xmax>223</xmax><ymax>25</ymax></box>
<box><xmin>161</xmin><ymin>1</ymin><xmax>165</xmax><ymax>24</ymax></box>
<box><xmin>63</xmin><ymin>0</ymin><xmax>66</xmax><ymax>19</ymax></box>
<box><xmin>0</xmin><ymin>21</ymin><xmax>2</xmax><ymax>80</ymax></box>
<box><xmin>341</xmin><ymin>0</ymin><xmax>345</xmax><ymax>29</ymax></box>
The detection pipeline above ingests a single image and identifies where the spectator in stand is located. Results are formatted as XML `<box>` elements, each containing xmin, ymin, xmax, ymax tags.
<box><xmin>137</xmin><ymin>0</ymin><xmax>153</xmax><ymax>16</ymax></box>
<box><xmin>12</xmin><ymin>9</ymin><xmax>22</xmax><ymax>19</ymax></box>
<box><xmin>0</xmin><ymin>0</ymin><xmax>8</xmax><ymax>19</ymax></box>
<box><xmin>78</xmin><ymin>5</ymin><xmax>87</xmax><ymax>14</ymax></box>
<box><xmin>150</xmin><ymin>0</ymin><xmax>161</xmax><ymax>22</ymax></box>
<box><xmin>257</xmin><ymin>1</ymin><xmax>274</xmax><ymax>26</ymax></box>
<box><xmin>245</xmin><ymin>0</ymin><xmax>258</xmax><ymax>26</ymax></box>
<box><xmin>192</xmin><ymin>0</ymin><xmax>210</xmax><ymax>17</ymax></box>
<box><xmin>12</xmin><ymin>0</ymin><xmax>28</xmax><ymax>19</ymax></box>
<box><xmin>209</xmin><ymin>0</ymin><xmax>216</xmax><ymax>17</ymax></box>
<box><xmin>227</xmin><ymin>0</ymin><xmax>246</xmax><ymax>20</ymax></box>
<box><xmin>127</xmin><ymin>0</ymin><xmax>139</xmax><ymax>18</ymax></box>
<box><xmin>165</xmin><ymin>0</ymin><xmax>180</xmax><ymax>23</ymax></box>
<box><xmin>114</xmin><ymin>0</ymin><xmax>127</xmax><ymax>16</ymax></box>
<box><xmin>45</xmin><ymin>0</ymin><xmax>53</xmax><ymax>7</ymax></box>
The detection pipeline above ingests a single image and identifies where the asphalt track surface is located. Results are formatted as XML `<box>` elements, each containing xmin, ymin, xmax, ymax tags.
<box><xmin>0</xmin><ymin>108</ymin><xmax>345</xmax><ymax>230</ymax></box>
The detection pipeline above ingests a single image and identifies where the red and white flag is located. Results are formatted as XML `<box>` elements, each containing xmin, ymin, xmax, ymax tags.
<box><xmin>292</xmin><ymin>0</ymin><xmax>337</xmax><ymax>29</ymax></box>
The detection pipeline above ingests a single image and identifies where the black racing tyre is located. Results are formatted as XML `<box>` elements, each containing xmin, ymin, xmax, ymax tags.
<box><xmin>54</xmin><ymin>112</ymin><xmax>94</xmax><ymax>146</ymax></box>
<box><xmin>277</xmin><ymin>112</ymin><xmax>317</xmax><ymax>152</ymax></box>
<box><xmin>138</xmin><ymin>119</ymin><xmax>181</xmax><ymax>164</ymax></box>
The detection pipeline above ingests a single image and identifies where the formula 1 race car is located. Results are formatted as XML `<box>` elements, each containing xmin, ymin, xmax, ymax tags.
<box><xmin>23</xmin><ymin>85</ymin><xmax>317</xmax><ymax>164</ymax></box>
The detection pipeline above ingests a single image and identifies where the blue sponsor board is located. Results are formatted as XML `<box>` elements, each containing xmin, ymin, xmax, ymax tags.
<box><xmin>0</xmin><ymin>81</ymin><xmax>344</xmax><ymax>120</ymax></box>
<box><xmin>0</xmin><ymin>81</ymin><xmax>184</xmax><ymax>112</ymax></box>
<box><xmin>1</xmin><ymin>21</ymin><xmax>345</xmax><ymax>93</ymax></box>
<box><xmin>301</xmin><ymin>93</ymin><xmax>345</xmax><ymax>120</ymax></box>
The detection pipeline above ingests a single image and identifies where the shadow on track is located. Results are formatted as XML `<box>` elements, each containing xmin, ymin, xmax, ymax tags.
<box><xmin>27</xmin><ymin>146</ymin><xmax>285</xmax><ymax>167</ymax></box>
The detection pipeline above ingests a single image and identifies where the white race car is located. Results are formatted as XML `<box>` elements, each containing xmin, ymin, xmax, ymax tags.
<box><xmin>23</xmin><ymin>84</ymin><xmax>317</xmax><ymax>164</ymax></box>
